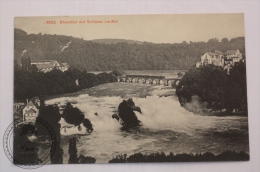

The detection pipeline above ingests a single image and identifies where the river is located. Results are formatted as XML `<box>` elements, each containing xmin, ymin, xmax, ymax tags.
<box><xmin>45</xmin><ymin>72</ymin><xmax>249</xmax><ymax>164</ymax></box>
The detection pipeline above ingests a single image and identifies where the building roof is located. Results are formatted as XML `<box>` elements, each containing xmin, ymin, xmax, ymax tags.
<box><xmin>31</xmin><ymin>60</ymin><xmax>60</xmax><ymax>70</ymax></box>
<box><xmin>226</xmin><ymin>50</ymin><xmax>237</xmax><ymax>55</ymax></box>
<box><xmin>27</xmin><ymin>101</ymin><xmax>35</xmax><ymax>106</ymax></box>
<box><xmin>215</xmin><ymin>50</ymin><xmax>224</xmax><ymax>55</ymax></box>
<box><xmin>61</xmin><ymin>63</ymin><xmax>70</xmax><ymax>68</ymax></box>
<box><xmin>25</xmin><ymin>108</ymin><xmax>37</xmax><ymax>114</ymax></box>
<box><xmin>207</xmin><ymin>52</ymin><xmax>215</xmax><ymax>56</ymax></box>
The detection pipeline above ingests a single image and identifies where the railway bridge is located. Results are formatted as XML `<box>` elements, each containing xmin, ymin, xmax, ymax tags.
<box><xmin>117</xmin><ymin>74</ymin><xmax>182</xmax><ymax>87</ymax></box>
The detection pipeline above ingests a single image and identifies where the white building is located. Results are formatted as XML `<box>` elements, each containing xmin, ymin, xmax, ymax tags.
<box><xmin>31</xmin><ymin>60</ymin><xmax>69</xmax><ymax>73</ymax></box>
<box><xmin>200</xmin><ymin>50</ymin><xmax>224</xmax><ymax>67</ymax></box>
<box><xmin>225</xmin><ymin>49</ymin><xmax>243</xmax><ymax>65</ymax></box>
<box><xmin>22</xmin><ymin>101</ymin><xmax>39</xmax><ymax>122</ymax></box>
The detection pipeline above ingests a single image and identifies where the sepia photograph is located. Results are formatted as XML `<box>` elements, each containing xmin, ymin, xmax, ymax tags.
<box><xmin>11</xmin><ymin>14</ymin><xmax>249</xmax><ymax>165</ymax></box>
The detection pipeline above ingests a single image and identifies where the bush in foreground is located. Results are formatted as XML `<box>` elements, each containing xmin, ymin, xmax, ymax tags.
<box><xmin>108</xmin><ymin>150</ymin><xmax>249</xmax><ymax>163</ymax></box>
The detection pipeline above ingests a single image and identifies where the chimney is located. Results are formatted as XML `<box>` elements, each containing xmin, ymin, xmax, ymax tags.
<box><xmin>26</xmin><ymin>99</ymin><xmax>28</xmax><ymax>105</ymax></box>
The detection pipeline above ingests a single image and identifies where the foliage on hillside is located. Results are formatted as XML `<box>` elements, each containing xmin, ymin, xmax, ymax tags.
<box><xmin>176</xmin><ymin>62</ymin><xmax>247</xmax><ymax>112</ymax></box>
<box><xmin>14</xmin><ymin>28</ymin><xmax>245</xmax><ymax>71</ymax></box>
<box><xmin>90</xmin><ymin>38</ymin><xmax>144</xmax><ymax>44</ymax></box>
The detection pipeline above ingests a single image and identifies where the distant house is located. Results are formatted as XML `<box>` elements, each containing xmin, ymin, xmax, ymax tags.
<box><xmin>196</xmin><ymin>61</ymin><xmax>202</xmax><ymax>67</ymax></box>
<box><xmin>31</xmin><ymin>60</ymin><xmax>60</xmax><ymax>73</ymax></box>
<box><xmin>60</xmin><ymin>63</ymin><xmax>70</xmax><ymax>72</ymax></box>
<box><xmin>200</xmin><ymin>50</ymin><xmax>224</xmax><ymax>67</ymax></box>
<box><xmin>61</xmin><ymin>63</ymin><xmax>70</xmax><ymax>68</ymax></box>
<box><xmin>225</xmin><ymin>49</ymin><xmax>243</xmax><ymax>65</ymax></box>
<box><xmin>31</xmin><ymin>60</ymin><xmax>69</xmax><ymax>73</ymax></box>
<box><xmin>22</xmin><ymin>97</ymin><xmax>40</xmax><ymax>122</ymax></box>
<box><xmin>198</xmin><ymin>49</ymin><xmax>244</xmax><ymax>74</ymax></box>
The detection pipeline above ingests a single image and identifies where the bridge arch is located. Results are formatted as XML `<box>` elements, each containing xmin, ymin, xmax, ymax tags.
<box><xmin>146</xmin><ymin>79</ymin><xmax>152</xmax><ymax>84</ymax></box>
<box><xmin>172</xmin><ymin>80</ymin><xmax>177</xmax><ymax>88</ymax></box>
<box><xmin>168</xmin><ymin>80</ymin><xmax>174</xmax><ymax>87</ymax></box>
<box><xmin>152</xmin><ymin>79</ymin><xmax>159</xmax><ymax>85</ymax></box>
<box><xmin>138</xmin><ymin>78</ymin><xmax>145</xmax><ymax>84</ymax></box>
<box><xmin>159</xmin><ymin>79</ymin><xmax>165</xmax><ymax>85</ymax></box>
<box><xmin>133</xmin><ymin>78</ymin><xmax>139</xmax><ymax>83</ymax></box>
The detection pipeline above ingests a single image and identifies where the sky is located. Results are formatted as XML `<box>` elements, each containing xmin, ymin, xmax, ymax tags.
<box><xmin>14</xmin><ymin>14</ymin><xmax>245</xmax><ymax>43</ymax></box>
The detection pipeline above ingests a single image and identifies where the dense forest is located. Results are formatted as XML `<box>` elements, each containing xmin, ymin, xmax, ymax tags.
<box><xmin>176</xmin><ymin>62</ymin><xmax>247</xmax><ymax>113</ymax></box>
<box><xmin>14</xmin><ymin>63</ymin><xmax>117</xmax><ymax>101</ymax></box>
<box><xmin>14</xmin><ymin>28</ymin><xmax>245</xmax><ymax>71</ymax></box>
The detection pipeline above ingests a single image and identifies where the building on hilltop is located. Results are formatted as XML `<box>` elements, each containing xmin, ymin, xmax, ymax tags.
<box><xmin>225</xmin><ymin>49</ymin><xmax>243</xmax><ymax>65</ymax></box>
<box><xmin>196</xmin><ymin>49</ymin><xmax>244</xmax><ymax>74</ymax></box>
<box><xmin>223</xmin><ymin>49</ymin><xmax>243</xmax><ymax>74</ymax></box>
<box><xmin>199</xmin><ymin>50</ymin><xmax>224</xmax><ymax>67</ymax></box>
<box><xmin>31</xmin><ymin>60</ymin><xmax>69</xmax><ymax>73</ymax></box>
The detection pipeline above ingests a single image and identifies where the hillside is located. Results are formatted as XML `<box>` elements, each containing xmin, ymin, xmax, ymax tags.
<box><xmin>14</xmin><ymin>28</ymin><xmax>246</xmax><ymax>71</ymax></box>
<box><xmin>90</xmin><ymin>39</ymin><xmax>144</xmax><ymax>44</ymax></box>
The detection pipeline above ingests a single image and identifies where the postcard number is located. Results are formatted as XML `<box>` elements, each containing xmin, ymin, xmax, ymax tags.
<box><xmin>46</xmin><ymin>21</ymin><xmax>56</xmax><ymax>24</ymax></box>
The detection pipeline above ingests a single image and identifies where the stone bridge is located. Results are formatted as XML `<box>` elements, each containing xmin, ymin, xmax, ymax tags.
<box><xmin>117</xmin><ymin>74</ymin><xmax>181</xmax><ymax>87</ymax></box>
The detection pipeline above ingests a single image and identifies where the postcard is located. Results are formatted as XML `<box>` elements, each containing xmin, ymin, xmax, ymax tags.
<box><xmin>7</xmin><ymin>14</ymin><xmax>249</xmax><ymax>167</ymax></box>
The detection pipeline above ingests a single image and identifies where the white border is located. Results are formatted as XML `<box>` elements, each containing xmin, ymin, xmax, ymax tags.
<box><xmin>1</xmin><ymin>1</ymin><xmax>259</xmax><ymax>172</ymax></box>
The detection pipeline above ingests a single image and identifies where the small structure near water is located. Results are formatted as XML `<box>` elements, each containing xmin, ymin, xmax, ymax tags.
<box><xmin>22</xmin><ymin>97</ymin><xmax>40</xmax><ymax>122</ymax></box>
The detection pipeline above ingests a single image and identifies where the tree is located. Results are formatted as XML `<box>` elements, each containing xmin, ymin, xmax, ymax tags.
<box><xmin>207</xmin><ymin>38</ymin><xmax>219</xmax><ymax>44</ymax></box>
<box><xmin>82</xmin><ymin>118</ymin><xmax>93</xmax><ymax>133</ymax></box>
<box><xmin>177</xmin><ymin>72</ymin><xmax>184</xmax><ymax>78</ymax></box>
<box><xmin>30</xmin><ymin>64</ymin><xmax>38</xmax><ymax>72</ymax></box>
<box><xmin>182</xmin><ymin>41</ymin><xmax>188</xmax><ymax>44</ymax></box>
<box><xmin>37</xmin><ymin>104</ymin><xmax>63</xmax><ymax>164</ymax></box>
<box><xmin>176</xmin><ymin>65</ymin><xmax>229</xmax><ymax>111</ymax></box>
<box><xmin>68</xmin><ymin>137</ymin><xmax>79</xmax><ymax>164</ymax></box>
<box><xmin>226</xmin><ymin>62</ymin><xmax>247</xmax><ymax>111</ymax></box>
<box><xmin>112</xmin><ymin>69</ymin><xmax>123</xmax><ymax>76</ymax></box>
<box><xmin>62</xmin><ymin>103</ymin><xmax>84</xmax><ymax>126</ymax></box>
<box><xmin>221</xmin><ymin>38</ymin><xmax>229</xmax><ymax>43</ymax></box>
